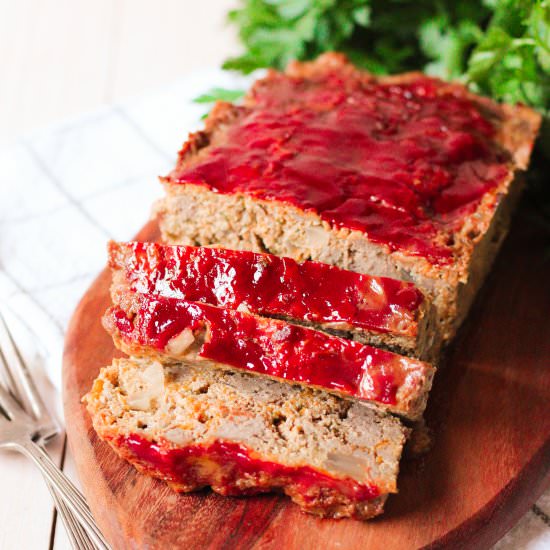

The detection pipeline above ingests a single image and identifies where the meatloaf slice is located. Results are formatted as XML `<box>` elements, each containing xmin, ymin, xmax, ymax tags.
<box><xmin>103</xmin><ymin>291</ymin><xmax>435</xmax><ymax>421</ymax></box>
<box><xmin>84</xmin><ymin>357</ymin><xmax>409</xmax><ymax>520</ymax></box>
<box><xmin>108</xmin><ymin>241</ymin><xmax>438</xmax><ymax>359</ymax></box>
<box><xmin>155</xmin><ymin>52</ymin><xmax>541</xmax><ymax>343</ymax></box>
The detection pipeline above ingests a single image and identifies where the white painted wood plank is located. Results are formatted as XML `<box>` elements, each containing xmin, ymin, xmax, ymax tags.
<box><xmin>111</xmin><ymin>0</ymin><xmax>240</xmax><ymax>99</ymax></box>
<box><xmin>0</xmin><ymin>375</ymin><xmax>64</xmax><ymax>550</ymax></box>
<box><xmin>0</xmin><ymin>299</ymin><xmax>66</xmax><ymax>548</ymax></box>
<box><xmin>0</xmin><ymin>451</ymin><xmax>58</xmax><ymax>550</ymax></box>
<box><xmin>0</xmin><ymin>0</ymin><xmax>240</xmax><ymax>143</ymax></box>
<box><xmin>0</xmin><ymin>0</ymin><xmax>114</xmax><ymax>142</ymax></box>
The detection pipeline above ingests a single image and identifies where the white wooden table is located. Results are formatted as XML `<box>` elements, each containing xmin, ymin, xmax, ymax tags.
<box><xmin>0</xmin><ymin>2</ymin><xmax>548</xmax><ymax>549</ymax></box>
<box><xmin>0</xmin><ymin>0</ymin><xmax>240</xmax><ymax>143</ymax></box>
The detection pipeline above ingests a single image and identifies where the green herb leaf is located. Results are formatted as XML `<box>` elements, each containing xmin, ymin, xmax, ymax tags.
<box><xmin>466</xmin><ymin>1</ymin><xmax>549</xmax><ymax>111</ymax></box>
<box><xmin>193</xmin><ymin>88</ymin><xmax>245</xmax><ymax>104</ymax></box>
<box><xmin>223</xmin><ymin>0</ymin><xmax>549</xmax><ymax>115</ymax></box>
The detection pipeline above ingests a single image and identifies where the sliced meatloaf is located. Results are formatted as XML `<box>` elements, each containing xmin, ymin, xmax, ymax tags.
<box><xmin>84</xmin><ymin>357</ymin><xmax>409</xmax><ymax>520</ymax></box>
<box><xmin>103</xmin><ymin>290</ymin><xmax>435</xmax><ymax>421</ymax></box>
<box><xmin>108</xmin><ymin>240</ymin><xmax>438</xmax><ymax>359</ymax></box>
<box><xmin>155</xmin><ymin>52</ymin><xmax>541</xmax><ymax>342</ymax></box>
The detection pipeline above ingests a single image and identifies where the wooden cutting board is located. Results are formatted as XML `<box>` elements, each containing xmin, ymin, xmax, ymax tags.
<box><xmin>63</xmin><ymin>207</ymin><xmax>550</xmax><ymax>550</ymax></box>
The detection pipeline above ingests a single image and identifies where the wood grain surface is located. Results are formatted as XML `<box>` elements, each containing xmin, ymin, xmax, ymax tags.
<box><xmin>63</xmin><ymin>208</ymin><xmax>550</xmax><ymax>550</ymax></box>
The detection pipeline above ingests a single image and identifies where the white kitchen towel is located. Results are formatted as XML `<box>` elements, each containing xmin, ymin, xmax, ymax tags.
<box><xmin>0</xmin><ymin>68</ymin><xmax>548</xmax><ymax>549</ymax></box>
<box><xmin>0</xmin><ymin>67</ymin><xmax>256</xmax><ymax>388</ymax></box>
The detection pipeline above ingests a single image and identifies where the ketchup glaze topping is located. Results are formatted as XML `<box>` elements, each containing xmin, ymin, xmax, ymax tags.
<box><xmin>122</xmin><ymin>435</ymin><xmax>380</xmax><ymax>502</ymax></box>
<box><xmin>110</xmin><ymin>241</ymin><xmax>424</xmax><ymax>337</ymax></box>
<box><xmin>169</xmin><ymin>70</ymin><xmax>510</xmax><ymax>264</ymax></box>
<box><xmin>110</xmin><ymin>293</ymin><xmax>432</xmax><ymax>408</ymax></box>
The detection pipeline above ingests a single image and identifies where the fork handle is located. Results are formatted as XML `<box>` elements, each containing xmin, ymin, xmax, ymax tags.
<box><xmin>15</xmin><ymin>438</ymin><xmax>111</xmax><ymax>550</ymax></box>
<box><xmin>47</xmin><ymin>479</ymin><xmax>97</xmax><ymax>550</ymax></box>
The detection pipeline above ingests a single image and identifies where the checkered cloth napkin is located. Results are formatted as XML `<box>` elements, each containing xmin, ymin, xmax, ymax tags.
<box><xmin>0</xmin><ymin>69</ymin><xmax>548</xmax><ymax>549</ymax></box>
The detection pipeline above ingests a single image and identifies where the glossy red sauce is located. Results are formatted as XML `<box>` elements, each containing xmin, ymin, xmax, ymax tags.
<box><xmin>168</xmin><ymin>71</ymin><xmax>510</xmax><ymax>264</ymax></box>
<box><xmin>121</xmin><ymin>434</ymin><xmax>380</xmax><ymax>501</ymax></box>
<box><xmin>110</xmin><ymin>241</ymin><xmax>423</xmax><ymax>336</ymax></box>
<box><xmin>110</xmin><ymin>293</ymin><xmax>431</xmax><ymax>407</ymax></box>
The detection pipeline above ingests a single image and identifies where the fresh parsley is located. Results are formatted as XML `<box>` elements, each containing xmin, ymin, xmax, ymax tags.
<box><xmin>222</xmin><ymin>0</ymin><xmax>549</xmax><ymax>115</ymax></box>
<box><xmin>193</xmin><ymin>88</ymin><xmax>245</xmax><ymax>103</ymax></box>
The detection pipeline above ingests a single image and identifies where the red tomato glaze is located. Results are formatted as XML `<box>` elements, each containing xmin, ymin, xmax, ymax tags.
<box><xmin>121</xmin><ymin>435</ymin><xmax>380</xmax><ymax>501</ymax></box>
<box><xmin>110</xmin><ymin>241</ymin><xmax>424</xmax><ymax>337</ymax></box>
<box><xmin>111</xmin><ymin>293</ymin><xmax>432</xmax><ymax>407</ymax></box>
<box><xmin>168</xmin><ymin>71</ymin><xmax>510</xmax><ymax>264</ymax></box>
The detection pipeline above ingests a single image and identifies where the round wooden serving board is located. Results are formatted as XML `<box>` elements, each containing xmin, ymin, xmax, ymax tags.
<box><xmin>63</xmin><ymin>209</ymin><xmax>550</xmax><ymax>550</ymax></box>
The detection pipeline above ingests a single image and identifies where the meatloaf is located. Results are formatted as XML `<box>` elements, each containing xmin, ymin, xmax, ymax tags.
<box><xmin>103</xmin><ymin>290</ymin><xmax>435</xmax><ymax>420</ymax></box>
<box><xmin>108</xmin><ymin>240</ymin><xmax>437</xmax><ymax>359</ymax></box>
<box><xmin>155</xmin><ymin>52</ymin><xmax>541</xmax><ymax>342</ymax></box>
<box><xmin>84</xmin><ymin>357</ymin><xmax>409</xmax><ymax>520</ymax></box>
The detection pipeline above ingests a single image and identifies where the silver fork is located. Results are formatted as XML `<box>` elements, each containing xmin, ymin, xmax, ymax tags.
<box><xmin>0</xmin><ymin>306</ymin><xmax>110</xmax><ymax>550</ymax></box>
<box><xmin>0</xmin><ymin>308</ymin><xmax>96</xmax><ymax>550</ymax></box>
